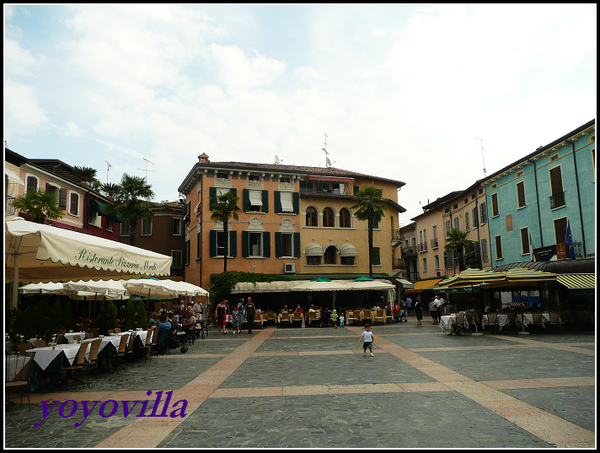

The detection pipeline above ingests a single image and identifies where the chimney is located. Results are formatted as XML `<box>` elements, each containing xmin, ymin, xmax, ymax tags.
<box><xmin>198</xmin><ymin>153</ymin><xmax>210</xmax><ymax>164</ymax></box>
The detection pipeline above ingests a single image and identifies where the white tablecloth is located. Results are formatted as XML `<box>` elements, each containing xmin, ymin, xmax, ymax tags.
<box><xmin>63</xmin><ymin>332</ymin><xmax>87</xmax><ymax>342</ymax></box>
<box><xmin>482</xmin><ymin>314</ymin><xmax>510</xmax><ymax>330</ymax></box>
<box><xmin>26</xmin><ymin>342</ymin><xmax>90</xmax><ymax>370</ymax></box>
<box><xmin>439</xmin><ymin>314</ymin><xmax>469</xmax><ymax>333</ymax></box>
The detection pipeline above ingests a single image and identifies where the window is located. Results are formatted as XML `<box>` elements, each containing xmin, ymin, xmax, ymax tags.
<box><xmin>275</xmin><ymin>232</ymin><xmax>300</xmax><ymax>258</ymax></box>
<box><xmin>197</xmin><ymin>230</ymin><xmax>201</xmax><ymax>261</ymax></box>
<box><xmin>281</xmin><ymin>233</ymin><xmax>294</xmax><ymax>257</ymax></box>
<box><xmin>216</xmin><ymin>231</ymin><xmax>230</xmax><ymax>257</ymax></box>
<box><xmin>422</xmin><ymin>258</ymin><xmax>427</xmax><ymax>274</ymax></box>
<box><xmin>216</xmin><ymin>171</ymin><xmax>229</xmax><ymax>179</ymax></box>
<box><xmin>170</xmin><ymin>218</ymin><xmax>183</xmax><ymax>236</ymax></box>
<box><xmin>445</xmin><ymin>220</ymin><xmax>451</xmax><ymax>234</ymax></box>
<box><xmin>480</xmin><ymin>202</ymin><xmax>487</xmax><ymax>224</ymax></box>
<box><xmin>248</xmin><ymin>232</ymin><xmax>263</xmax><ymax>257</ymax></box>
<box><xmin>465</xmin><ymin>212</ymin><xmax>470</xmax><ymax>231</ymax></box>
<box><xmin>306</xmin><ymin>207</ymin><xmax>318</xmax><ymax>227</ymax></box>
<box><xmin>434</xmin><ymin>255</ymin><xmax>440</xmax><ymax>270</ymax></box>
<box><xmin>26</xmin><ymin>175</ymin><xmax>38</xmax><ymax>192</ymax></box>
<box><xmin>520</xmin><ymin>227</ymin><xmax>530</xmax><ymax>255</ymax></box>
<box><xmin>491</xmin><ymin>193</ymin><xmax>499</xmax><ymax>217</ymax></box>
<box><xmin>307</xmin><ymin>256</ymin><xmax>321</xmax><ymax>265</ymax></box>
<box><xmin>549</xmin><ymin>166</ymin><xmax>565</xmax><ymax>209</ymax></box>
<box><xmin>210</xmin><ymin>230</ymin><xmax>237</xmax><ymax>258</ymax></box>
<box><xmin>88</xmin><ymin>210</ymin><xmax>101</xmax><ymax>228</ymax></box>
<box><xmin>185</xmin><ymin>241</ymin><xmax>190</xmax><ymax>266</ymax></box>
<box><xmin>323</xmin><ymin>207</ymin><xmax>335</xmax><ymax>227</ymax></box>
<box><xmin>481</xmin><ymin>238</ymin><xmax>489</xmax><ymax>262</ymax></box>
<box><xmin>453</xmin><ymin>217</ymin><xmax>460</xmax><ymax>231</ymax></box>
<box><xmin>171</xmin><ymin>250</ymin><xmax>183</xmax><ymax>269</ymax></box>
<box><xmin>339</xmin><ymin>208</ymin><xmax>352</xmax><ymax>228</ymax></box>
<box><xmin>324</xmin><ymin>245</ymin><xmax>337</xmax><ymax>264</ymax></box>
<box><xmin>371</xmin><ymin>247</ymin><xmax>381</xmax><ymax>266</ymax></box>
<box><xmin>106</xmin><ymin>218</ymin><xmax>114</xmax><ymax>232</ymax></box>
<box><xmin>553</xmin><ymin>217</ymin><xmax>568</xmax><ymax>245</ymax></box>
<box><xmin>249</xmin><ymin>174</ymin><xmax>260</xmax><ymax>181</ymax></box>
<box><xmin>516</xmin><ymin>181</ymin><xmax>526</xmax><ymax>208</ymax></box>
<box><xmin>472</xmin><ymin>207</ymin><xmax>479</xmax><ymax>228</ymax></box>
<box><xmin>141</xmin><ymin>219</ymin><xmax>152</xmax><ymax>236</ymax></box>
<box><xmin>494</xmin><ymin>235</ymin><xmax>503</xmax><ymax>260</ymax></box>
<box><xmin>69</xmin><ymin>193</ymin><xmax>79</xmax><ymax>216</ymax></box>
<box><xmin>120</xmin><ymin>222</ymin><xmax>131</xmax><ymax>237</ymax></box>
<box><xmin>279</xmin><ymin>192</ymin><xmax>293</xmax><ymax>213</ymax></box>
<box><xmin>248</xmin><ymin>190</ymin><xmax>264</xmax><ymax>211</ymax></box>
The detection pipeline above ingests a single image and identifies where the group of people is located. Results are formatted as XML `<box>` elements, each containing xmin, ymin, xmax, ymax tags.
<box><xmin>215</xmin><ymin>297</ymin><xmax>258</xmax><ymax>335</ymax></box>
<box><xmin>148</xmin><ymin>299</ymin><xmax>207</xmax><ymax>343</ymax></box>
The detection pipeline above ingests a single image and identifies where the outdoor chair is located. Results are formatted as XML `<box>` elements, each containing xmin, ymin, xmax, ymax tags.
<box><xmin>362</xmin><ymin>310</ymin><xmax>372</xmax><ymax>324</ymax></box>
<box><xmin>33</xmin><ymin>339</ymin><xmax>47</xmax><ymax>348</ymax></box>
<box><xmin>62</xmin><ymin>342</ymin><xmax>89</xmax><ymax>391</ymax></box>
<box><xmin>112</xmin><ymin>333</ymin><xmax>130</xmax><ymax>371</ymax></box>
<box><xmin>373</xmin><ymin>309</ymin><xmax>386</xmax><ymax>325</ymax></box>
<box><xmin>5</xmin><ymin>353</ymin><xmax>34</xmax><ymax>410</ymax></box>
<box><xmin>82</xmin><ymin>338</ymin><xmax>102</xmax><ymax>383</ymax></box>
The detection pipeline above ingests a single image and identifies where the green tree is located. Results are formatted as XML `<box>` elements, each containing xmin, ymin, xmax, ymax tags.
<box><xmin>125</xmin><ymin>299</ymin><xmax>137</xmax><ymax>330</ymax></box>
<box><xmin>101</xmin><ymin>174</ymin><xmax>155</xmax><ymax>246</ymax></box>
<box><xmin>444</xmin><ymin>228</ymin><xmax>475</xmax><ymax>272</ymax></box>
<box><xmin>95</xmin><ymin>301</ymin><xmax>118</xmax><ymax>335</ymax></box>
<box><xmin>10</xmin><ymin>190</ymin><xmax>63</xmax><ymax>223</ymax></box>
<box><xmin>73</xmin><ymin>166</ymin><xmax>98</xmax><ymax>183</ymax></box>
<box><xmin>351</xmin><ymin>186</ymin><xmax>387</xmax><ymax>277</ymax></box>
<box><xmin>210</xmin><ymin>191</ymin><xmax>241</xmax><ymax>273</ymax></box>
<box><xmin>135</xmin><ymin>302</ymin><xmax>149</xmax><ymax>329</ymax></box>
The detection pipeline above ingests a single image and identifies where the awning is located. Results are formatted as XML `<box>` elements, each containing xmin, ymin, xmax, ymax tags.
<box><xmin>395</xmin><ymin>278</ymin><xmax>415</xmax><ymax>289</ymax></box>
<box><xmin>249</xmin><ymin>190</ymin><xmax>263</xmax><ymax>206</ymax></box>
<box><xmin>5</xmin><ymin>166</ymin><xmax>25</xmax><ymax>185</ymax></box>
<box><xmin>340</xmin><ymin>243</ymin><xmax>357</xmax><ymax>257</ymax></box>
<box><xmin>89</xmin><ymin>199</ymin><xmax>105</xmax><ymax>215</ymax></box>
<box><xmin>280</xmin><ymin>192</ymin><xmax>294</xmax><ymax>212</ymax></box>
<box><xmin>305</xmin><ymin>243</ymin><xmax>324</xmax><ymax>257</ymax></box>
<box><xmin>557</xmin><ymin>273</ymin><xmax>595</xmax><ymax>295</ymax></box>
<box><xmin>405</xmin><ymin>278</ymin><xmax>444</xmax><ymax>293</ymax></box>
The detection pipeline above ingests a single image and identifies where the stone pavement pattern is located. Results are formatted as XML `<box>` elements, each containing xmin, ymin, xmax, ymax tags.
<box><xmin>4</xmin><ymin>319</ymin><xmax>596</xmax><ymax>449</ymax></box>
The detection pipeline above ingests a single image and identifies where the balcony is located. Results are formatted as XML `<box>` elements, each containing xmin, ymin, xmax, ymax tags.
<box><xmin>392</xmin><ymin>258</ymin><xmax>406</xmax><ymax>270</ymax></box>
<box><xmin>417</xmin><ymin>242</ymin><xmax>428</xmax><ymax>253</ymax></box>
<box><xmin>401</xmin><ymin>246</ymin><xmax>418</xmax><ymax>258</ymax></box>
<box><xmin>430</xmin><ymin>238</ymin><xmax>439</xmax><ymax>249</ymax></box>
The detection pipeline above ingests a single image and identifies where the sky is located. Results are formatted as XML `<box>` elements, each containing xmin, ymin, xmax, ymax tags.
<box><xmin>4</xmin><ymin>4</ymin><xmax>597</xmax><ymax>225</ymax></box>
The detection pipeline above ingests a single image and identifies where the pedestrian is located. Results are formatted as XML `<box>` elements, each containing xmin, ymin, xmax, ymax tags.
<box><xmin>414</xmin><ymin>297</ymin><xmax>424</xmax><ymax>326</ymax></box>
<box><xmin>399</xmin><ymin>299</ymin><xmax>408</xmax><ymax>322</ymax></box>
<box><xmin>438</xmin><ymin>295</ymin><xmax>445</xmax><ymax>315</ymax></box>
<box><xmin>330</xmin><ymin>309</ymin><xmax>338</xmax><ymax>328</ymax></box>
<box><xmin>406</xmin><ymin>296</ymin><xmax>413</xmax><ymax>317</ymax></box>
<box><xmin>245</xmin><ymin>296</ymin><xmax>256</xmax><ymax>334</ymax></box>
<box><xmin>232</xmin><ymin>305</ymin><xmax>243</xmax><ymax>334</ymax></box>
<box><xmin>360</xmin><ymin>324</ymin><xmax>375</xmax><ymax>357</ymax></box>
<box><xmin>429</xmin><ymin>296</ymin><xmax>439</xmax><ymax>325</ymax></box>
<box><xmin>215</xmin><ymin>300</ymin><xmax>226</xmax><ymax>335</ymax></box>
<box><xmin>339</xmin><ymin>312</ymin><xmax>345</xmax><ymax>327</ymax></box>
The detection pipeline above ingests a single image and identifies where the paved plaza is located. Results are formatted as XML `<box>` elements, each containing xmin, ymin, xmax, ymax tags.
<box><xmin>4</xmin><ymin>317</ymin><xmax>596</xmax><ymax>449</ymax></box>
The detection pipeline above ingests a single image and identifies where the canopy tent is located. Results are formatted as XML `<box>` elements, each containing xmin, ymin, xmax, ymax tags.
<box><xmin>480</xmin><ymin>268</ymin><xmax>558</xmax><ymax>291</ymax></box>
<box><xmin>19</xmin><ymin>281</ymin><xmax>65</xmax><ymax>296</ymax></box>
<box><xmin>290</xmin><ymin>277</ymin><xmax>354</xmax><ymax>309</ymax></box>
<box><xmin>345</xmin><ymin>277</ymin><xmax>395</xmax><ymax>291</ymax></box>
<box><xmin>122</xmin><ymin>278</ymin><xmax>180</xmax><ymax>299</ymax></box>
<box><xmin>6</xmin><ymin>218</ymin><xmax>172</xmax><ymax>309</ymax></box>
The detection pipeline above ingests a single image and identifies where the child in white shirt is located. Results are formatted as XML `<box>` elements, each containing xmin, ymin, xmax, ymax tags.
<box><xmin>360</xmin><ymin>324</ymin><xmax>374</xmax><ymax>356</ymax></box>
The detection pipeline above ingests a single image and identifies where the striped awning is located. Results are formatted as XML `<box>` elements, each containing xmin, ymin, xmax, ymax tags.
<box><xmin>557</xmin><ymin>274</ymin><xmax>595</xmax><ymax>295</ymax></box>
<box><xmin>405</xmin><ymin>278</ymin><xmax>443</xmax><ymax>293</ymax></box>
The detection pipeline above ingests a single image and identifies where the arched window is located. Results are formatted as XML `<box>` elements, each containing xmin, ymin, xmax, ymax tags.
<box><xmin>323</xmin><ymin>207</ymin><xmax>335</xmax><ymax>227</ymax></box>
<box><xmin>324</xmin><ymin>245</ymin><xmax>337</xmax><ymax>265</ymax></box>
<box><xmin>306</xmin><ymin>207</ymin><xmax>318</xmax><ymax>227</ymax></box>
<box><xmin>339</xmin><ymin>208</ymin><xmax>352</xmax><ymax>228</ymax></box>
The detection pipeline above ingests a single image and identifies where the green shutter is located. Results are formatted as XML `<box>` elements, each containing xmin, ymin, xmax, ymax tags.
<box><xmin>294</xmin><ymin>233</ymin><xmax>301</xmax><ymax>258</ymax></box>
<box><xmin>210</xmin><ymin>230</ymin><xmax>217</xmax><ymax>257</ymax></box>
<box><xmin>209</xmin><ymin>187</ymin><xmax>216</xmax><ymax>211</ymax></box>
<box><xmin>243</xmin><ymin>189</ymin><xmax>250</xmax><ymax>212</ymax></box>
<box><xmin>292</xmin><ymin>192</ymin><xmax>299</xmax><ymax>214</ymax></box>
<box><xmin>59</xmin><ymin>188</ymin><xmax>67</xmax><ymax>210</ymax></box>
<box><xmin>263</xmin><ymin>232</ymin><xmax>270</xmax><ymax>258</ymax></box>
<box><xmin>229</xmin><ymin>231</ymin><xmax>237</xmax><ymax>258</ymax></box>
<box><xmin>242</xmin><ymin>231</ymin><xmax>249</xmax><ymax>258</ymax></box>
<box><xmin>371</xmin><ymin>247</ymin><xmax>381</xmax><ymax>266</ymax></box>
<box><xmin>262</xmin><ymin>190</ymin><xmax>269</xmax><ymax>213</ymax></box>
<box><xmin>274</xmin><ymin>191</ymin><xmax>281</xmax><ymax>213</ymax></box>
<box><xmin>275</xmin><ymin>232</ymin><xmax>282</xmax><ymax>258</ymax></box>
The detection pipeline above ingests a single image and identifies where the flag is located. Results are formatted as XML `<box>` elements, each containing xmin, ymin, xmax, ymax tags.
<box><xmin>529</xmin><ymin>231</ymin><xmax>536</xmax><ymax>262</ymax></box>
<box><xmin>565</xmin><ymin>220</ymin><xmax>575</xmax><ymax>259</ymax></box>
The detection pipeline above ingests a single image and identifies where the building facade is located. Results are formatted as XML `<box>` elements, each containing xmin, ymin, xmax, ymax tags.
<box><xmin>484</xmin><ymin>120</ymin><xmax>595</xmax><ymax>266</ymax></box>
<box><xmin>178</xmin><ymin>154</ymin><xmax>405</xmax><ymax>291</ymax></box>
<box><xmin>5</xmin><ymin>148</ymin><xmax>119</xmax><ymax>240</ymax></box>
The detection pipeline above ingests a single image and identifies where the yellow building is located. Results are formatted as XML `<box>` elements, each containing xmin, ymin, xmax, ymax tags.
<box><xmin>178</xmin><ymin>154</ymin><xmax>405</xmax><ymax>292</ymax></box>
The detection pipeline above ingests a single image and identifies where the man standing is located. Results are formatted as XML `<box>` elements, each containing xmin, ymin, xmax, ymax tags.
<box><xmin>245</xmin><ymin>296</ymin><xmax>256</xmax><ymax>334</ymax></box>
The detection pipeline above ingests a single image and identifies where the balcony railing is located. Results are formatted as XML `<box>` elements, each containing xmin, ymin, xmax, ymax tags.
<box><xmin>5</xmin><ymin>196</ymin><xmax>16</xmax><ymax>216</ymax></box>
<box><xmin>417</xmin><ymin>242</ymin><xmax>428</xmax><ymax>253</ymax></box>
<box><xmin>430</xmin><ymin>238</ymin><xmax>438</xmax><ymax>249</ymax></box>
<box><xmin>550</xmin><ymin>191</ymin><xmax>566</xmax><ymax>209</ymax></box>
<box><xmin>401</xmin><ymin>246</ymin><xmax>417</xmax><ymax>258</ymax></box>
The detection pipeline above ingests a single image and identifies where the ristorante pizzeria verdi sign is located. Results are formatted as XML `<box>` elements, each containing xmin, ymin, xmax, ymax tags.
<box><xmin>75</xmin><ymin>247</ymin><xmax>160</xmax><ymax>272</ymax></box>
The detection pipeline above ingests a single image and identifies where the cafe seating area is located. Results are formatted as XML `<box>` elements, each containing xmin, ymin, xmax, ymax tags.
<box><xmin>4</xmin><ymin>323</ymin><xmax>200</xmax><ymax>405</ymax></box>
<box><xmin>439</xmin><ymin>309</ymin><xmax>563</xmax><ymax>335</ymax></box>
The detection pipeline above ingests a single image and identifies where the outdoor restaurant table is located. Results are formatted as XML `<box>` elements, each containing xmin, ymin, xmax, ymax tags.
<box><xmin>515</xmin><ymin>312</ymin><xmax>555</xmax><ymax>328</ymax></box>
<box><xmin>481</xmin><ymin>314</ymin><xmax>510</xmax><ymax>331</ymax></box>
<box><xmin>6</xmin><ymin>354</ymin><xmax>32</xmax><ymax>382</ymax></box>
<box><xmin>439</xmin><ymin>313</ymin><xmax>469</xmax><ymax>335</ymax></box>
<box><xmin>25</xmin><ymin>341</ymin><xmax>91</xmax><ymax>388</ymax></box>
<box><xmin>63</xmin><ymin>331</ymin><xmax>87</xmax><ymax>342</ymax></box>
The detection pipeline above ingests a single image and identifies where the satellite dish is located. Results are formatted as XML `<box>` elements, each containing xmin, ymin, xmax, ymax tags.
<box><xmin>274</xmin><ymin>155</ymin><xmax>282</xmax><ymax>164</ymax></box>
<box><xmin>326</xmin><ymin>157</ymin><xmax>332</xmax><ymax>167</ymax></box>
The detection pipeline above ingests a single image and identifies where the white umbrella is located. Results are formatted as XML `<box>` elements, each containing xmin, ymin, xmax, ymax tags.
<box><xmin>63</xmin><ymin>279</ymin><xmax>129</xmax><ymax>298</ymax></box>
<box><xmin>19</xmin><ymin>281</ymin><xmax>66</xmax><ymax>295</ymax></box>
<box><xmin>6</xmin><ymin>218</ymin><xmax>173</xmax><ymax>309</ymax></box>
<box><xmin>162</xmin><ymin>280</ymin><xmax>209</xmax><ymax>297</ymax></box>
<box><xmin>122</xmin><ymin>278</ymin><xmax>179</xmax><ymax>299</ymax></box>
<box><xmin>291</xmin><ymin>278</ymin><xmax>354</xmax><ymax>310</ymax></box>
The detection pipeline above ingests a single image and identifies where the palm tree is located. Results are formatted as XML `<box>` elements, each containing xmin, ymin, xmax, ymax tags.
<box><xmin>101</xmin><ymin>174</ymin><xmax>155</xmax><ymax>246</ymax></box>
<box><xmin>10</xmin><ymin>190</ymin><xmax>63</xmax><ymax>223</ymax></box>
<box><xmin>73</xmin><ymin>166</ymin><xmax>97</xmax><ymax>184</ymax></box>
<box><xmin>351</xmin><ymin>186</ymin><xmax>387</xmax><ymax>277</ymax></box>
<box><xmin>210</xmin><ymin>191</ymin><xmax>241</xmax><ymax>273</ymax></box>
<box><xmin>444</xmin><ymin>228</ymin><xmax>475</xmax><ymax>271</ymax></box>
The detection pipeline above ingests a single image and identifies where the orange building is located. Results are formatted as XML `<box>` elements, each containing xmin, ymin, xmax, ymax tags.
<box><xmin>178</xmin><ymin>154</ymin><xmax>405</xmax><ymax>292</ymax></box>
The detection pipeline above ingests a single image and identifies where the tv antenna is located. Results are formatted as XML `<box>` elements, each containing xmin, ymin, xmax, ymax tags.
<box><xmin>137</xmin><ymin>157</ymin><xmax>157</xmax><ymax>180</ymax></box>
<box><xmin>105</xmin><ymin>160</ymin><xmax>112</xmax><ymax>184</ymax></box>
<box><xmin>322</xmin><ymin>131</ymin><xmax>335</xmax><ymax>167</ymax></box>
<box><xmin>475</xmin><ymin>137</ymin><xmax>487</xmax><ymax>177</ymax></box>
<box><xmin>274</xmin><ymin>155</ymin><xmax>283</xmax><ymax>164</ymax></box>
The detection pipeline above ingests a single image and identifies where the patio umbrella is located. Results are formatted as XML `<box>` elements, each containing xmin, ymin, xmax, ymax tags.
<box><xmin>19</xmin><ymin>281</ymin><xmax>66</xmax><ymax>295</ymax></box>
<box><xmin>122</xmin><ymin>278</ymin><xmax>179</xmax><ymax>299</ymax></box>
<box><xmin>63</xmin><ymin>279</ymin><xmax>129</xmax><ymax>298</ymax></box>
<box><xmin>6</xmin><ymin>218</ymin><xmax>172</xmax><ymax>309</ymax></box>
<box><xmin>291</xmin><ymin>278</ymin><xmax>353</xmax><ymax>309</ymax></box>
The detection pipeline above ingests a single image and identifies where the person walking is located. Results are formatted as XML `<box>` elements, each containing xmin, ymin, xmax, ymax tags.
<box><xmin>330</xmin><ymin>309</ymin><xmax>339</xmax><ymax>328</ymax></box>
<box><xmin>232</xmin><ymin>305</ymin><xmax>243</xmax><ymax>334</ymax></box>
<box><xmin>414</xmin><ymin>297</ymin><xmax>424</xmax><ymax>326</ymax></box>
<box><xmin>399</xmin><ymin>299</ymin><xmax>408</xmax><ymax>322</ymax></box>
<box><xmin>429</xmin><ymin>296</ymin><xmax>439</xmax><ymax>325</ymax></box>
<box><xmin>245</xmin><ymin>296</ymin><xmax>256</xmax><ymax>334</ymax></box>
<box><xmin>215</xmin><ymin>300</ymin><xmax>226</xmax><ymax>335</ymax></box>
<box><xmin>360</xmin><ymin>324</ymin><xmax>375</xmax><ymax>357</ymax></box>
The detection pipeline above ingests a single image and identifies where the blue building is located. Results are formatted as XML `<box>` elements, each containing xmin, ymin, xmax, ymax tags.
<box><xmin>484</xmin><ymin>120</ymin><xmax>595</xmax><ymax>267</ymax></box>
